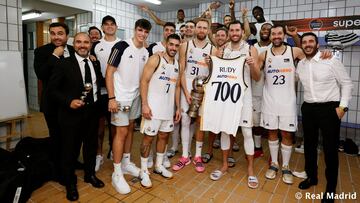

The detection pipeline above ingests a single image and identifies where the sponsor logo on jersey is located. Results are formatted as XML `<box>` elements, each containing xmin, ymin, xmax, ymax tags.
<box><xmin>142</xmin><ymin>55</ymin><xmax>147</xmax><ymax>62</ymax></box>
<box><xmin>284</xmin><ymin>58</ymin><xmax>290</xmax><ymax>62</ymax></box>
<box><xmin>174</xmin><ymin>68</ymin><xmax>179</xmax><ymax>73</ymax></box>
<box><xmin>217</xmin><ymin>74</ymin><xmax>237</xmax><ymax>79</ymax></box>
<box><xmin>267</xmin><ymin>58</ymin><xmax>272</xmax><ymax>63</ymax></box>
<box><xmin>99</xmin><ymin>48</ymin><xmax>104</xmax><ymax>51</ymax></box>
<box><xmin>289</xmin><ymin>124</ymin><xmax>294</xmax><ymax>127</ymax></box>
<box><xmin>158</xmin><ymin>75</ymin><xmax>177</xmax><ymax>83</ymax></box>
<box><xmin>243</xmin><ymin>120</ymin><xmax>248</xmax><ymax>123</ymax></box>
<box><xmin>202</xmin><ymin>53</ymin><xmax>208</xmax><ymax>57</ymax></box>
<box><xmin>169</xmin><ymin>124</ymin><xmax>173</xmax><ymax>128</ymax></box>
<box><xmin>187</xmin><ymin>59</ymin><xmax>207</xmax><ymax>67</ymax></box>
<box><xmin>267</xmin><ymin>67</ymin><xmax>293</xmax><ymax>73</ymax></box>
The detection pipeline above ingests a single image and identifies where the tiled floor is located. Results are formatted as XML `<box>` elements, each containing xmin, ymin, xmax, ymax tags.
<box><xmin>15</xmin><ymin>112</ymin><xmax>360</xmax><ymax>202</ymax></box>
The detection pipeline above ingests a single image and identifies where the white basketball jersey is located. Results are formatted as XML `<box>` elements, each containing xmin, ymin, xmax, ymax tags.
<box><xmin>252</xmin><ymin>43</ymin><xmax>270</xmax><ymax>97</ymax></box>
<box><xmin>184</xmin><ymin>40</ymin><xmax>213</xmax><ymax>93</ymax></box>
<box><xmin>223</xmin><ymin>41</ymin><xmax>252</xmax><ymax>106</ymax></box>
<box><xmin>262</xmin><ymin>45</ymin><xmax>297</xmax><ymax>116</ymax></box>
<box><xmin>201</xmin><ymin>55</ymin><xmax>247</xmax><ymax>136</ymax></box>
<box><xmin>147</xmin><ymin>56</ymin><xmax>179</xmax><ymax>120</ymax></box>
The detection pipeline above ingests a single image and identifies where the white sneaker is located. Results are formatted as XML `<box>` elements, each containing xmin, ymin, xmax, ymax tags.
<box><xmin>112</xmin><ymin>172</ymin><xmax>131</xmax><ymax>194</ymax></box>
<box><xmin>95</xmin><ymin>155</ymin><xmax>104</xmax><ymax>172</ymax></box>
<box><xmin>140</xmin><ymin>170</ymin><xmax>152</xmax><ymax>188</ymax></box>
<box><xmin>154</xmin><ymin>165</ymin><xmax>173</xmax><ymax>179</ymax></box>
<box><xmin>163</xmin><ymin>155</ymin><xmax>171</xmax><ymax>168</ymax></box>
<box><xmin>121</xmin><ymin>162</ymin><xmax>140</xmax><ymax>177</ymax></box>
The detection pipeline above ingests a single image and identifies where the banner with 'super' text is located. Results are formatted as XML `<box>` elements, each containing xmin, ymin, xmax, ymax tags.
<box><xmin>272</xmin><ymin>15</ymin><xmax>360</xmax><ymax>32</ymax></box>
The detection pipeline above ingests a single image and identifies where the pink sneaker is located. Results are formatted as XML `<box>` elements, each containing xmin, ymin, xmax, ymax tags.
<box><xmin>172</xmin><ymin>156</ymin><xmax>191</xmax><ymax>171</ymax></box>
<box><xmin>193</xmin><ymin>156</ymin><xmax>205</xmax><ymax>173</ymax></box>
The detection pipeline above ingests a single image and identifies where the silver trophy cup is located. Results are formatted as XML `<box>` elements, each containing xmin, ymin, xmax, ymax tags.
<box><xmin>117</xmin><ymin>102</ymin><xmax>131</xmax><ymax>112</ymax></box>
<box><xmin>80</xmin><ymin>82</ymin><xmax>93</xmax><ymax>102</ymax></box>
<box><xmin>187</xmin><ymin>76</ymin><xmax>207</xmax><ymax>118</ymax></box>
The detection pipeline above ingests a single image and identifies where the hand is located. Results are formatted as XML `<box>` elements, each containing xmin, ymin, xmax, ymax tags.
<box><xmin>320</xmin><ymin>50</ymin><xmax>333</xmax><ymax>59</ymax></box>
<box><xmin>53</xmin><ymin>46</ymin><xmax>65</xmax><ymax>57</ymax></box>
<box><xmin>138</xmin><ymin>5</ymin><xmax>149</xmax><ymax>12</ymax></box>
<box><xmin>70</xmin><ymin>99</ymin><xmax>84</xmax><ymax>109</ymax></box>
<box><xmin>210</xmin><ymin>1</ymin><xmax>221</xmax><ymax>10</ymax></box>
<box><xmin>142</xmin><ymin>104</ymin><xmax>152</xmax><ymax>120</ymax></box>
<box><xmin>185</xmin><ymin>91</ymin><xmax>192</xmax><ymax>105</ymax></box>
<box><xmin>174</xmin><ymin>109</ymin><xmax>181</xmax><ymax>123</ymax></box>
<box><xmin>216</xmin><ymin>48</ymin><xmax>224</xmax><ymax>58</ymax></box>
<box><xmin>229</xmin><ymin>0</ymin><xmax>234</xmax><ymax>9</ymax></box>
<box><xmin>89</xmin><ymin>55</ymin><xmax>97</xmax><ymax>62</ymax></box>
<box><xmin>204</xmin><ymin>55</ymin><xmax>211</xmax><ymax>66</ymax></box>
<box><xmin>286</xmin><ymin>26</ymin><xmax>298</xmax><ymax>37</ymax></box>
<box><xmin>245</xmin><ymin>56</ymin><xmax>255</xmax><ymax>68</ymax></box>
<box><xmin>335</xmin><ymin>107</ymin><xmax>345</xmax><ymax>119</ymax></box>
<box><xmin>205</xmin><ymin>10</ymin><xmax>212</xmax><ymax>19</ymax></box>
<box><xmin>108</xmin><ymin>99</ymin><xmax>118</xmax><ymax>113</ymax></box>
<box><xmin>241</xmin><ymin>7</ymin><xmax>248</xmax><ymax>17</ymax></box>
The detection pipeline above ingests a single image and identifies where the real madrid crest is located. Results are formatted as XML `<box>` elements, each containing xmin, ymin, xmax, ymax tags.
<box><xmin>267</xmin><ymin>58</ymin><xmax>272</xmax><ymax>63</ymax></box>
<box><xmin>142</xmin><ymin>55</ymin><xmax>146</xmax><ymax>62</ymax></box>
<box><xmin>189</xmin><ymin>48</ymin><xmax>193</xmax><ymax>54</ymax></box>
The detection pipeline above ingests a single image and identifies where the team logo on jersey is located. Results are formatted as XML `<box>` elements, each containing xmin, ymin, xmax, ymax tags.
<box><xmin>243</xmin><ymin>120</ymin><xmax>248</xmax><ymax>124</ymax></box>
<box><xmin>161</xmin><ymin>71</ymin><xmax>166</xmax><ymax>75</ymax></box>
<box><xmin>142</xmin><ymin>56</ymin><xmax>147</xmax><ymax>62</ymax></box>
<box><xmin>174</xmin><ymin>68</ymin><xmax>179</xmax><ymax>73</ymax></box>
<box><xmin>146</xmin><ymin>127</ymin><xmax>152</xmax><ymax>132</ymax></box>
<box><xmin>161</xmin><ymin>64</ymin><xmax>166</xmax><ymax>69</ymax></box>
<box><xmin>284</xmin><ymin>58</ymin><xmax>290</xmax><ymax>62</ymax></box>
<box><xmin>169</xmin><ymin>124</ymin><xmax>173</xmax><ymax>128</ymax></box>
<box><xmin>99</xmin><ymin>48</ymin><xmax>104</xmax><ymax>51</ymax></box>
<box><xmin>289</xmin><ymin>124</ymin><xmax>294</xmax><ymax>127</ymax></box>
<box><xmin>189</xmin><ymin>48</ymin><xmax>193</xmax><ymax>54</ymax></box>
<box><xmin>129</xmin><ymin>55</ymin><xmax>133</xmax><ymax>58</ymax></box>
<box><xmin>189</xmin><ymin>55</ymin><xmax>193</xmax><ymax>58</ymax></box>
<box><xmin>268</xmin><ymin>65</ymin><xmax>272</xmax><ymax>69</ymax></box>
<box><xmin>202</xmin><ymin>53</ymin><xmax>208</xmax><ymax>57</ymax></box>
<box><xmin>267</xmin><ymin>58</ymin><xmax>272</xmax><ymax>63</ymax></box>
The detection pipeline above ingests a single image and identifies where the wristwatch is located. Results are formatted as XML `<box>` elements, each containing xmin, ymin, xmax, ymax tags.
<box><xmin>339</xmin><ymin>106</ymin><xmax>348</xmax><ymax>112</ymax></box>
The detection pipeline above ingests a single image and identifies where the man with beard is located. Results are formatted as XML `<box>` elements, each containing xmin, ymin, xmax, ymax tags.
<box><xmin>250</xmin><ymin>6</ymin><xmax>273</xmax><ymax>43</ymax></box>
<box><xmin>209</xmin><ymin>21</ymin><xmax>260</xmax><ymax>189</ymax></box>
<box><xmin>297</xmin><ymin>33</ymin><xmax>352</xmax><ymax>203</ymax></box>
<box><xmin>258</xmin><ymin>25</ymin><xmax>313</xmax><ymax>185</ymax></box>
<box><xmin>172</xmin><ymin>19</ymin><xmax>217</xmax><ymax>172</ymax></box>
<box><xmin>252</xmin><ymin>23</ymin><xmax>272</xmax><ymax>158</ymax></box>
<box><xmin>88</xmin><ymin>26</ymin><xmax>102</xmax><ymax>43</ymax></box>
<box><xmin>139</xmin><ymin>34</ymin><xmax>182</xmax><ymax>188</ymax></box>
<box><xmin>182</xmin><ymin>20</ymin><xmax>196</xmax><ymax>42</ymax></box>
<box><xmin>146</xmin><ymin>22</ymin><xmax>176</xmax><ymax>169</ymax></box>
<box><xmin>106</xmin><ymin>19</ymin><xmax>152</xmax><ymax>194</ymax></box>
<box><xmin>34</xmin><ymin>22</ymin><xmax>75</xmax><ymax>182</ymax></box>
<box><xmin>179</xmin><ymin>24</ymin><xmax>186</xmax><ymax>39</ymax></box>
<box><xmin>48</xmin><ymin>32</ymin><xmax>105</xmax><ymax>201</ymax></box>
<box><xmin>91</xmin><ymin>15</ymin><xmax>121</xmax><ymax>172</ymax></box>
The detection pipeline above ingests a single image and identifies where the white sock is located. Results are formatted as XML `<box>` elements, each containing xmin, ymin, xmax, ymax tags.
<box><xmin>195</xmin><ymin>141</ymin><xmax>203</xmax><ymax>157</ymax></box>
<box><xmin>220</xmin><ymin>132</ymin><xmax>230</xmax><ymax>150</ymax></box>
<box><xmin>113</xmin><ymin>162</ymin><xmax>122</xmax><ymax>175</ymax></box>
<box><xmin>281</xmin><ymin>143</ymin><xmax>292</xmax><ymax>167</ymax></box>
<box><xmin>155</xmin><ymin>153</ymin><xmax>164</xmax><ymax>168</ymax></box>
<box><xmin>269</xmin><ymin>140</ymin><xmax>279</xmax><ymax>165</ymax></box>
<box><xmin>140</xmin><ymin>157</ymin><xmax>148</xmax><ymax>172</ymax></box>
<box><xmin>181</xmin><ymin>113</ymin><xmax>191</xmax><ymax>157</ymax></box>
<box><xmin>122</xmin><ymin>153</ymin><xmax>131</xmax><ymax>166</ymax></box>
<box><xmin>148</xmin><ymin>149</ymin><xmax>153</xmax><ymax>159</ymax></box>
<box><xmin>254</xmin><ymin>135</ymin><xmax>262</xmax><ymax>148</ymax></box>
<box><xmin>242</xmin><ymin>127</ymin><xmax>254</xmax><ymax>155</ymax></box>
<box><xmin>171</xmin><ymin>123</ymin><xmax>180</xmax><ymax>151</ymax></box>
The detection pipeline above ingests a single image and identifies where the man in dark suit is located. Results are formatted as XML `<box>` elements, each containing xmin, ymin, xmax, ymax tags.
<box><xmin>48</xmin><ymin>32</ymin><xmax>104</xmax><ymax>201</ymax></box>
<box><xmin>33</xmin><ymin>22</ymin><xmax>75</xmax><ymax>181</ymax></box>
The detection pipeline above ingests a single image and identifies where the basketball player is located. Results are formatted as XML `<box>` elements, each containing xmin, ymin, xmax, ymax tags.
<box><xmin>210</xmin><ymin>21</ymin><xmax>260</xmax><ymax>189</ymax></box>
<box><xmin>139</xmin><ymin>34</ymin><xmax>182</xmax><ymax>188</ymax></box>
<box><xmin>172</xmin><ymin>18</ymin><xmax>217</xmax><ymax>172</ymax></box>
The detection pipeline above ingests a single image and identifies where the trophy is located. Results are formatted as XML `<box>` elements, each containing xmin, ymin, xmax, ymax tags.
<box><xmin>187</xmin><ymin>76</ymin><xmax>207</xmax><ymax>118</ymax></box>
<box><xmin>80</xmin><ymin>82</ymin><xmax>93</xmax><ymax>102</ymax></box>
<box><xmin>117</xmin><ymin>102</ymin><xmax>131</xmax><ymax>112</ymax></box>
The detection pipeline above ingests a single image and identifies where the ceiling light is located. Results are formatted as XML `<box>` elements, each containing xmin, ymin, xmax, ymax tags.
<box><xmin>144</xmin><ymin>0</ymin><xmax>161</xmax><ymax>5</ymax></box>
<box><xmin>22</xmin><ymin>10</ymin><xmax>42</xmax><ymax>21</ymax></box>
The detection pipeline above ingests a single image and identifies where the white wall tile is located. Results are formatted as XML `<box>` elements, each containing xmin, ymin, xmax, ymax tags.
<box><xmin>277</xmin><ymin>14</ymin><xmax>283</xmax><ymax>20</ymax></box>
<box><xmin>337</xmin><ymin>8</ymin><xmax>345</xmax><ymax>16</ymax></box>
<box><xmin>7</xmin><ymin>0</ymin><xmax>17</xmax><ymax>7</ymax></box>
<box><xmin>0</xmin><ymin>0</ymin><xmax>6</xmax><ymax>5</ymax></box>
<box><xmin>347</xmin><ymin>0</ymin><xmax>360</xmax><ymax>7</ymax></box>
<box><xmin>0</xmin><ymin>40</ymin><xmax>6</xmax><ymax>50</ymax></box>
<box><xmin>8</xmin><ymin>41</ymin><xmax>17</xmax><ymax>50</ymax></box>
<box><xmin>297</xmin><ymin>11</ymin><xmax>305</xmax><ymax>19</ymax></box>
<box><xmin>313</xmin><ymin>2</ymin><xmax>328</xmax><ymax>10</ymax></box>
<box><xmin>7</xmin><ymin>6</ymin><xmax>17</xmax><ymax>24</ymax></box>
<box><xmin>264</xmin><ymin>0</ymin><xmax>271</xmax><ymax>8</ymax></box>
<box><xmin>0</xmin><ymin>5</ymin><xmax>6</xmax><ymax>23</ymax></box>
<box><xmin>284</xmin><ymin>0</ymin><xmax>291</xmax><ymax>6</ymax></box>
<box><xmin>271</xmin><ymin>7</ymin><xmax>283</xmax><ymax>14</ymax></box>
<box><xmin>313</xmin><ymin>0</ymin><xmax>320</xmax><ymax>2</ymax></box>
<box><xmin>8</xmin><ymin>24</ymin><xmax>17</xmax><ymax>41</ymax></box>
<box><xmin>283</xmin><ymin>12</ymin><xmax>290</xmax><ymax>19</ymax></box>
<box><xmin>345</xmin><ymin>7</ymin><xmax>354</xmax><ymax>15</ymax></box>
<box><xmin>354</xmin><ymin>7</ymin><xmax>360</xmax><ymax>15</ymax></box>
<box><xmin>329</xmin><ymin>0</ymin><xmax>345</xmax><ymax>8</ymax></box>
<box><xmin>0</xmin><ymin>22</ymin><xmax>6</xmax><ymax>40</ymax></box>
<box><xmin>291</xmin><ymin>0</ymin><xmax>298</xmax><ymax>5</ymax></box>
<box><xmin>304</xmin><ymin>11</ymin><xmax>312</xmax><ymax>18</ymax></box>
<box><xmin>305</xmin><ymin>0</ymin><xmax>312</xmax><ymax>3</ymax></box>
<box><xmin>312</xmin><ymin>10</ymin><xmax>320</xmax><ymax>17</ymax></box>
<box><xmin>351</xmin><ymin>52</ymin><xmax>360</xmax><ymax>66</ymax></box>
<box><xmin>277</xmin><ymin>0</ymin><xmax>284</xmax><ymax>6</ymax></box>
<box><xmin>284</xmin><ymin>5</ymin><xmax>297</xmax><ymax>13</ymax></box>
<box><xmin>298</xmin><ymin>0</ymin><xmax>305</xmax><ymax>4</ymax></box>
<box><xmin>290</xmin><ymin>12</ymin><xmax>297</xmax><ymax>19</ymax></box>
<box><xmin>298</xmin><ymin>4</ymin><xmax>309</xmax><ymax>11</ymax></box>
<box><xmin>321</xmin><ymin>9</ymin><xmax>329</xmax><ymax>17</ymax></box>
<box><xmin>270</xmin><ymin>0</ymin><xmax>277</xmax><ymax>7</ymax></box>
<box><xmin>351</xmin><ymin>65</ymin><xmax>359</xmax><ymax>81</ymax></box>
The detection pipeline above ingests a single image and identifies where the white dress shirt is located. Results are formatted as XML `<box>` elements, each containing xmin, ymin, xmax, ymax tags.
<box><xmin>75</xmin><ymin>53</ymin><xmax>98</xmax><ymax>102</ymax></box>
<box><xmin>296</xmin><ymin>51</ymin><xmax>353</xmax><ymax>107</ymax></box>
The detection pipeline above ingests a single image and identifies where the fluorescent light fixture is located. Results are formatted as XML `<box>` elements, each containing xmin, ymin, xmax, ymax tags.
<box><xmin>144</xmin><ymin>0</ymin><xmax>161</xmax><ymax>5</ymax></box>
<box><xmin>22</xmin><ymin>10</ymin><xmax>42</xmax><ymax>21</ymax></box>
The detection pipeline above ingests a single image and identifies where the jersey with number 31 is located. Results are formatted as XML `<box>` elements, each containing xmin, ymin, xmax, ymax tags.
<box><xmin>262</xmin><ymin>45</ymin><xmax>296</xmax><ymax>116</ymax></box>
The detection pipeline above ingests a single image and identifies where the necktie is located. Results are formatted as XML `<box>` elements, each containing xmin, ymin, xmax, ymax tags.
<box><xmin>83</xmin><ymin>59</ymin><xmax>94</xmax><ymax>104</ymax></box>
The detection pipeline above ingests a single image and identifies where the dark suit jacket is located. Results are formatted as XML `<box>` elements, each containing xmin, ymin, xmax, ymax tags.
<box><xmin>34</xmin><ymin>43</ymin><xmax>75</xmax><ymax>113</ymax></box>
<box><xmin>47</xmin><ymin>55</ymin><xmax>102</xmax><ymax>126</ymax></box>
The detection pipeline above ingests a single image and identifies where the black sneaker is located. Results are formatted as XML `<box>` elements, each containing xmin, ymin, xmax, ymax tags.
<box><xmin>338</xmin><ymin>140</ymin><xmax>345</xmax><ymax>152</ymax></box>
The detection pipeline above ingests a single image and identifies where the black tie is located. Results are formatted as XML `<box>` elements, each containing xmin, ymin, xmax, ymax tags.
<box><xmin>83</xmin><ymin>59</ymin><xmax>94</xmax><ymax>104</ymax></box>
